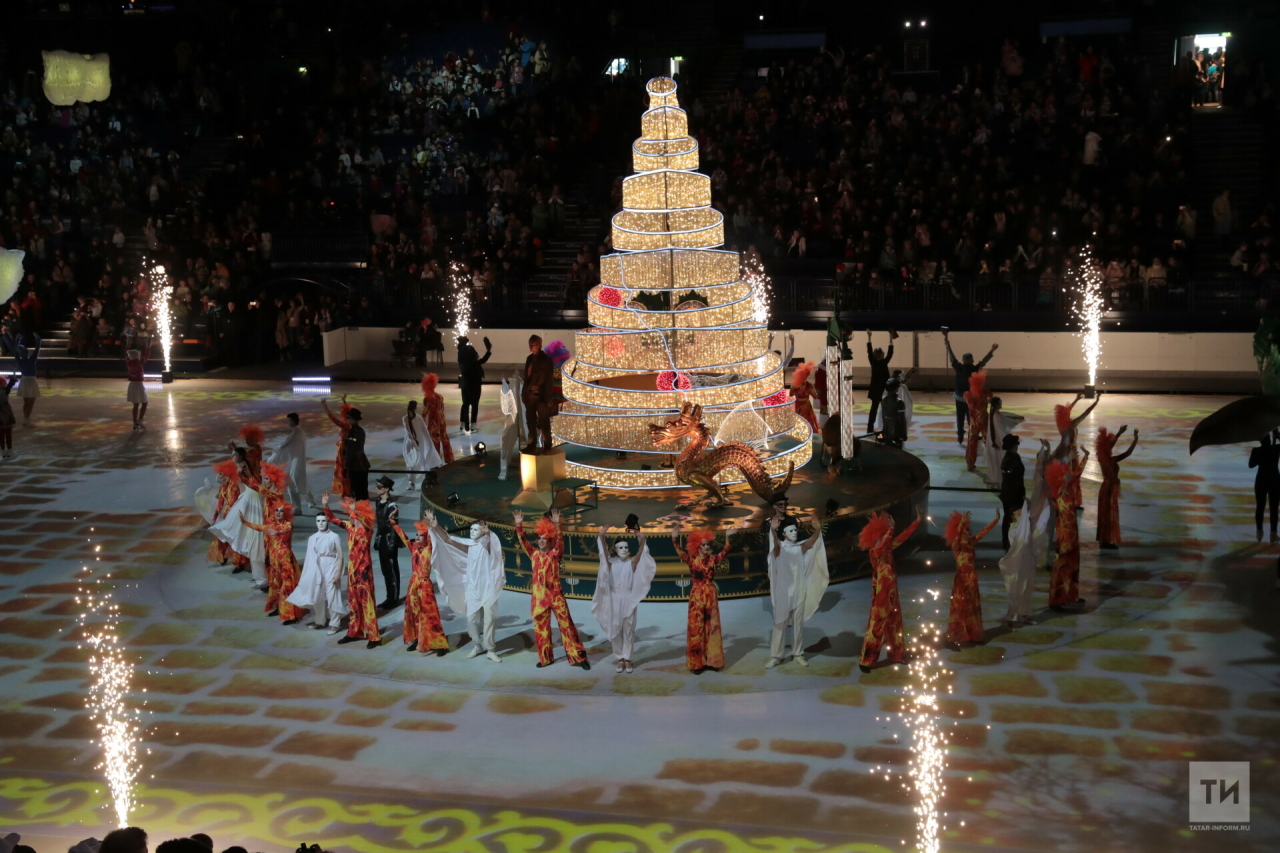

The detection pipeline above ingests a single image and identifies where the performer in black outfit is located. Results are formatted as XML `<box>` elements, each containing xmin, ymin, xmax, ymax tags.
<box><xmin>879</xmin><ymin>378</ymin><xmax>906</xmax><ymax>448</ymax></box>
<box><xmin>373</xmin><ymin>475</ymin><xmax>402</xmax><ymax>606</ymax></box>
<box><xmin>999</xmin><ymin>433</ymin><xmax>1026</xmax><ymax>549</ymax></box>
<box><xmin>865</xmin><ymin>330</ymin><xmax>895</xmax><ymax>433</ymax></box>
<box><xmin>1250</xmin><ymin>430</ymin><xmax>1280</xmax><ymax>543</ymax></box>
<box><xmin>344</xmin><ymin>408</ymin><xmax>370</xmax><ymax>500</ymax></box>
<box><xmin>457</xmin><ymin>335</ymin><xmax>492</xmax><ymax>434</ymax></box>
<box><xmin>943</xmin><ymin>330</ymin><xmax>998</xmax><ymax>444</ymax></box>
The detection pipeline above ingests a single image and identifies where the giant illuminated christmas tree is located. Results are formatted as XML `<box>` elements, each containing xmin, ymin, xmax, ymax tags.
<box><xmin>554</xmin><ymin>76</ymin><xmax>812</xmax><ymax>490</ymax></box>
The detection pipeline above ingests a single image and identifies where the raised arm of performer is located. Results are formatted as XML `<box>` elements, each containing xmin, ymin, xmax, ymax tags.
<box><xmin>892</xmin><ymin>510</ymin><xmax>925</xmax><ymax>549</ymax></box>
<box><xmin>972</xmin><ymin>512</ymin><xmax>1000</xmax><ymax>544</ymax></box>
<box><xmin>1114</xmin><ymin>425</ymin><xmax>1140</xmax><ymax>461</ymax></box>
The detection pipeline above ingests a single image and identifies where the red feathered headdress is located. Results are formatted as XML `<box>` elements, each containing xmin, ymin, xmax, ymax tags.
<box><xmin>421</xmin><ymin>373</ymin><xmax>440</xmax><ymax>395</ymax></box>
<box><xmin>858</xmin><ymin>511</ymin><xmax>894</xmax><ymax>550</ymax></box>
<box><xmin>214</xmin><ymin>459</ymin><xmax>239</xmax><ymax>479</ymax></box>
<box><xmin>943</xmin><ymin>510</ymin><xmax>970</xmax><ymax>547</ymax></box>
<box><xmin>535</xmin><ymin>516</ymin><xmax>558</xmax><ymax>539</ymax></box>
<box><xmin>967</xmin><ymin>371</ymin><xmax>987</xmax><ymax>399</ymax></box>
<box><xmin>687</xmin><ymin>530</ymin><xmax>715</xmax><ymax>552</ymax></box>
<box><xmin>239</xmin><ymin>423</ymin><xmax>265</xmax><ymax>446</ymax></box>
<box><xmin>342</xmin><ymin>498</ymin><xmax>375</xmax><ymax>527</ymax></box>
<box><xmin>1054</xmin><ymin>399</ymin><xmax>1077</xmax><ymax>433</ymax></box>
<box><xmin>260</xmin><ymin>462</ymin><xmax>288</xmax><ymax>491</ymax></box>
<box><xmin>792</xmin><ymin>361</ymin><xmax>815</xmax><ymax>389</ymax></box>
<box><xmin>1045</xmin><ymin>459</ymin><xmax>1069</xmax><ymax>498</ymax></box>
<box><xmin>1095</xmin><ymin>427</ymin><xmax>1118</xmax><ymax>465</ymax></box>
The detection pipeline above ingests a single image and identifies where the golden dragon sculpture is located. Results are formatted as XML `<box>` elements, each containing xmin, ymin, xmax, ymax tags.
<box><xmin>649</xmin><ymin>402</ymin><xmax>794</xmax><ymax>507</ymax></box>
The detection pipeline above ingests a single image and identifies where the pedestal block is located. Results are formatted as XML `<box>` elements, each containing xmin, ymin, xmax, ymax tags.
<box><xmin>511</xmin><ymin>449</ymin><xmax>569</xmax><ymax>509</ymax></box>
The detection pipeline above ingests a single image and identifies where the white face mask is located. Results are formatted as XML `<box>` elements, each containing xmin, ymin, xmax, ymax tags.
<box><xmin>614</xmin><ymin>542</ymin><xmax>630</xmax><ymax>560</ymax></box>
<box><xmin>782</xmin><ymin>524</ymin><xmax>800</xmax><ymax>542</ymax></box>
<box><xmin>470</xmin><ymin>523</ymin><xmax>483</xmax><ymax>541</ymax></box>
<box><xmin>316</xmin><ymin>516</ymin><xmax>328</xmax><ymax>532</ymax></box>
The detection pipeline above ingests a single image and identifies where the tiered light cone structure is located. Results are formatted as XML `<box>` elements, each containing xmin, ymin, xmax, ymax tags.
<box><xmin>554</xmin><ymin>76</ymin><xmax>812</xmax><ymax>489</ymax></box>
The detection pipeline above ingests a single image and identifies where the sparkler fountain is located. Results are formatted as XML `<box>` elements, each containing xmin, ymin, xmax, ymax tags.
<box><xmin>906</xmin><ymin>588</ymin><xmax>950</xmax><ymax>853</ymax></box>
<box><xmin>449</xmin><ymin>261</ymin><xmax>473</xmax><ymax>343</ymax></box>
<box><xmin>146</xmin><ymin>261</ymin><xmax>174</xmax><ymax>383</ymax></box>
<box><xmin>1071</xmin><ymin>245</ymin><xmax>1104</xmax><ymax>398</ymax></box>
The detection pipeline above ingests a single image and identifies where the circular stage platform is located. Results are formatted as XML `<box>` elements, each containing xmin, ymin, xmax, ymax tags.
<box><xmin>420</xmin><ymin>440</ymin><xmax>930</xmax><ymax>601</ymax></box>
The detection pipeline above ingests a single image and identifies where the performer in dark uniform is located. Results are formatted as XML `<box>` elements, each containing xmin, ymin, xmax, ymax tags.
<box><xmin>1250</xmin><ymin>429</ymin><xmax>1280</xmax><ymax>543</ymax></box>
<box><xmin>522</xmin><ymin>335</ymin><xmax>555</xmax><ymax>454</ymax></box>
<box><xmin>344</xmin><ymin>408</ymin><xmax>370</xmax><ymax>500</ymax></box>
<box><xmin>457</xmin><ymin>335</ymin><xmax>492</xmax><ymax>434</ymax></box>
<box><xmin>865</xmin><ymin>330</ymin><xmax>895</xmax><ymax>433</ymax></box>
<box><xmin>373</xmin><ymin>475</ymin><xmax>402</xmax><ymax>607</ymax></box>
<box><xmin>999</xmin><ymin>433</ymin><xmax>1026</xmax><ymax>549</ymax></box>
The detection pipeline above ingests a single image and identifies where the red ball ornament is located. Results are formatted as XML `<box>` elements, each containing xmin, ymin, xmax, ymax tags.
<box><xmin>604</xmin><ymin>336</ymin><xmax>625</xmax><ymax>358</ymax></box>
<box><xmin>763</xmin><ymin>389</ymin><xmax>788</xmax><ymax>406</ymax></box>
<box><xmin>676</xmin><ymin>372</ymin><xmax>692</xmax><ymax>390</ymax></box>
<box><xmin>598</xmin><ymin>287</ymin><xmax>623</xmax><ymax>307</ymax></box>
<box><xmin>657</xmin><ymin>370</ymin><xmax>676</xmax><ymax>391</ymax></box>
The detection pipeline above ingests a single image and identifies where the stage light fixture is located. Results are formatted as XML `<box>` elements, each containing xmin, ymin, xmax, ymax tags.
<box><xmin>625</xmin><ymin>513</ymin><xmax>640</xmax><ymax>531</ymax></box>
<box><xmin>447</xmin><ymin>493</ymin><xmax>460</xmax><ymax>507</ymax></box>
<box><xmin>475</xmin><ymin>442</ymin><xmax>487</xmax><ymax>457</ymax></box>
<box><xmin>292</xmin><ymin>376</ymin><xmax>331</xmax><ymax>383</ymax></box>
<box><xmin>825</xmin><ymin>499</ymin><xmax>839</xmax><ymax>517</ymax></box>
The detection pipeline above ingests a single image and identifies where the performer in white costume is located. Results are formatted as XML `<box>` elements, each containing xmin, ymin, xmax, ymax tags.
<box><xmin>209</xmin><ymin>451</ymin><xmax>268</xmax><ymax>590</ymax></box>
<box><xmin>998</xmin><ymin>499</ymin><xmax>1050</xmax><ymax>626</ymax></box>
<box><xmin>400</xmin><ymin>400</ymin><xmax>442</xmax><ymax>491</ymax></box>
<box><xmin>286</xmin><ymin>513</ymin><xmax>349</xmax><ymax>633</ymax></box>
<box><xmin>766</xmin><ymin>515</ymin><xmax>829</xmax><ymax>668</ymax></box>
<box><xmin>983</xmin><ymin>397</ymin><xmax>1025</xmax><ymax>489</ymax></box>
<box><xmin>592</xmin><ymin>526</ymin><xmax>657</xmax><ymax>673</ymax></box>
<box><xmin>873</xmin><ymin>368</ymin><xmax>915</xmax><ymax>435</ymax></box>
<box><xmin>498</xmin><ymin>374</ymin><xmax>524</xmax><ymax>481</ymax></box>
<box><xmin>427</xmin><ymin>512</ymin><xmax>504</xmax><ymax>662</ymax></box>
<box><xmin>267</xmin><ymin>412</ymin><xmax>312</xmax><ymax>509</ymax></box>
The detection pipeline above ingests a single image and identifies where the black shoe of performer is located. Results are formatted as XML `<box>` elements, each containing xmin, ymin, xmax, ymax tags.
<box><xmin>366</xmin><ymin>640</ymin><xmax>379</xmax><ymax>649</ymax></box>
<box><xmin>437</xmin><ymin>648</ymin><xmax>448</xmax><ymax>656</ymax></box>
<box><xmin>267</xmin><ymin>609</ymin><xmax>279</xmax><ymax>617</ymax></box>
<box><xmin>282</xmin><ymin>619</ymin><xmax>299</xmax><ymax>625</ymax></box>
<box><xmin>378</xmin><ymin>599</ymin><xmax>392</xmax><ymax>609</ymax></box>
<box><xmin>573</xmin><ymin>659</ymin><xmax>591</xmax><ymax>670</ymax></box>
<box><xmin>336</xmin><ymin>635</ymin><xmax>358</xmax><ymax>644</ymax></box>
<box><xmin>407</xmin><ymin>641</ymin><xmax>418</xmax><ymax>652</ymax></box>
<box><xmin>859</xmin><ymin>664</ymin><xmax>872</xmax><ymax>674</ymax></box>
<box><xmin>536</xmin><ymin>660</ymin><xmax>552</xmax><ymax>668</ymax></box>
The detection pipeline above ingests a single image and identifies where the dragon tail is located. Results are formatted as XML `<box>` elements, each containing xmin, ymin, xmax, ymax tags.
<box><xmin>741</xmin><ymin>458</ymin><xmax>793</xmax><ymax>502</ymax></box>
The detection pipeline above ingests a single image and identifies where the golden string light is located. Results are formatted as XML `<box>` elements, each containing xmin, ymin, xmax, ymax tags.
<box><xmin>552</xmin><ymin>76</ymin><xmax>807</xmax><ymax>488</ymax></box>
<box><xmin>1070</xmin><ymin>245</ymin><xmax>1104</xmax><ymax>387</ymax></box>
<box><xmin>78</xmin><ymin>539</ymin><xmax>141</xmax><ymax>827</ymax></box>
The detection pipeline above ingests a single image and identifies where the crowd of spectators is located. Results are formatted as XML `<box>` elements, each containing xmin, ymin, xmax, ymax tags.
<box><xmin>686</xmin><ymin>35</ymin><xmax>1279</xmax><ymax>312</ymax></box>
<box><xmin>0</xmin><ymin>826</ymin><xmax>318</xmax><ymax>853</ymax></box>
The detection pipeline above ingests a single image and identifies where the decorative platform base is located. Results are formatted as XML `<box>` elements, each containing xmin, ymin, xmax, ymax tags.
<box><xmin>510</xmin><ymin>449</ymin><xmax>568</xmax><ymax>509</ymax></box>
<box><xmin>421</xmin><ymin>441</ymin><xmax>929</xmax><ymax>601</ymax></box>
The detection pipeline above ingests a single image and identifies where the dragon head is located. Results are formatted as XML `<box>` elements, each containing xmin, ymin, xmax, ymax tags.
<box><xmin>649</xmin><ymin>402</ymin><xmax>705</xmax><ymax>446</ymax></box>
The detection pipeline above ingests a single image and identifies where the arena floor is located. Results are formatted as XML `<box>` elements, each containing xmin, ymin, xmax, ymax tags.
<box><xmin>0</xmin><ymin>379</ymin><xmax>1276</xmax><ymax>853</ymax></box>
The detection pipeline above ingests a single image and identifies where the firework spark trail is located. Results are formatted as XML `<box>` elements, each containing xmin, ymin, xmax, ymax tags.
<box><xmin>1070</xmin><ymin>246</ymin><xmax>1104</xmax><ymax>387</ymax></box>
<box><xmin>146</xmin><ymin>262</ymin><xmax>174</xmax><ymax>372</ymax></box>
<box><xmin>906</xmin><ymin>589</ymin><xmax>948</xmax><ymax>853</ymax></box>
<box><xmin>743</xmin><ymin>253</ymin><xmax>773</xmax><ymax>325</ymax></box>
<box><xmin>78</xmin><ymin>550</ymin><xmax>141</xmax><ymax>828</ymax></box>
<box><xmin>449</xmin><ymin>261</ymin><xmax>473</xmax><ymax>342</ymax></box>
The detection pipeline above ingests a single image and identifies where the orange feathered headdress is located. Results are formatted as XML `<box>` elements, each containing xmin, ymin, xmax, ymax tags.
<box><xmin>943</xmin><ymin>510</ymin><xmax>970</xmax><ymax>547</ymax></box>
<box><xmin>239</xmin><ymin>423</ymin><xmax>265</xmax><ymax>446</ymax></box>
<box><xmin>214</xmin><ymin>459</ymin><xmax>239</xmax><ymax>479</ymax></box>
<box><xmin>421</xmin><ymin>374</ymin><xmax>440</xmax><ymax>395</ymax></box>
<box><xmin>967</xmin><ymin>371</ymin><xmax>987</xmax><ymax>399</ymax></box>
<box><xmin>1095</xmin><ymin>427</ymin><xmax>1118</xmax><ymax>465</ymax></box>
<box><xmin>535</xmin><ymin>516</ymin><xmax>558</xmax><ymax>539</ymax></box>
<box><xmin>1054</xmin><ymin>399</ymin><xmax>1077</xmax><ymax>432</ymax></box>
<box><xmin>858</xmin><ymin>511</ymin><xmax>894</xmax><ymax>550</ymax></box>
<box><xmin>792</xmin><ymin>361</ymin><xmax>815</xmax><ymax>389</ymax></box>
<box><xmin>269</xmin><ymin>498</ymin><xmax>295</xmax><ymax>523</ymax></box>
<box><xmin>687</xmin><ymin>530</ymin><xmax>715</xmax><ymax>552</ymax></box>
<box><xmin>342</xmin><ymin>498</ymin><xmax>375</xmax><ymax>527</ymax></box>
<box><xmin>1045</xmin><ymin>459</ymin><xmax>1069</xmax><ymax>498</ymax></box>
<box><xmin>340</xmin><ymin>401</ymin><xmax>354</xmax><ymax>420</ymax></box>
<box><xmin>260</xmin><ymin>462</ymin><xmax>288</xmax><ymax>490</ymax></box>
<box><xmin>414</xmin><ymin>520</ymin><xmax>431</xmax><ymax>537</ymax></box>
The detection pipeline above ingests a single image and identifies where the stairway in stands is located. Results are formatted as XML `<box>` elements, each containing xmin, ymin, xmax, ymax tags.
<box><xmin>1189</xmin><ymin>108</ymin><xmax>1264</xmax><ymax>279</ymax></box>
<box><xmin>519</xmin><ymin>169</ymin><xmax>609</xmax><ymax>319</ymax></box>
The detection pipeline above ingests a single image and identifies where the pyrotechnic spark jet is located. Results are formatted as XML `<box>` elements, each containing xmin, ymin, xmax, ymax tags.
<box><xmin>146</xmin><ymin>261</ymin><xmax>173</xmax><ymax>372</ymax></box>
<box><xmin>79</xmin><ymin>562</ymin><xmax>141</xmax><ymax>827</ymax></box>
<box><xmin>905</xmin><ymin>589</ymin><xmax>948</xmax><ymax>853</ymax></box>
<box><xmin>743</xmin><ymin>253</ymin><xmax>773</xmax><ymax>325</ymax></box>
<box><xmin>449</xmin><ymin>261</ymin><xmax>473</xmax><ymax>342</ymax></box>
<box><xmin>1070</xmin><ymin>246</ymin><xmax>1104</xmax><ymax>387</ymax></box>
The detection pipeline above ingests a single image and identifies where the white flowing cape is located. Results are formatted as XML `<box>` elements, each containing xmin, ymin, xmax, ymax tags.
<box><xmin>873</xmin><ymin>383</ymin><xmax>914</xmax><ymax>433</ymax></box>
<box><xmin>193</xmin><ymin>478</ymin><xmax>218</xmax><ymax>525</ymax></box>
<box><xmin>591</xmin><ymin>538</ymin><xmax>657</xmax><ymax>637</ymax></box>
<box><xmin>767</xmin><ymin>534</ymin><xmax>830</xmax><ymax>621</ymax></box>
<box><xmin>429</xmin><ymin>528</ymin><xmax>504</xmax><ymax>617</ymax></box>
<box><xmin>287</xmin><ymin>528</ymin><xmax>348</xmax><ymax>615</ymax></box>
<box><xmin>209</xmin><ymin>483</ymin><xmax>265</xmax><ymax>562</ymax></box>
<box><xmin>418</xmin><ymin>413</ymin><xmax>444</xmax><ymax>469</ymax></box>
<box><xmin>983</xmin><ymin>410</ymin><xmax>1026</xmax><ymax>488</ymax></box>
<box><xmin>268</xmin><ymin>425</ymin><xmax>310</xmax><ymax>504</ymax></box>
<box><xmin>997</xmin><ymin>500</ymin><xmax>1050</xmax><ymax>620</ymax></box>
